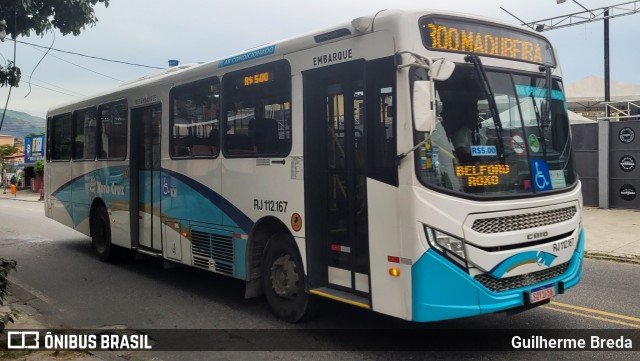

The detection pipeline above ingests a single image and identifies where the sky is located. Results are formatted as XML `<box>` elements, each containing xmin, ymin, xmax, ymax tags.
<box><xmin>0</xmin><ymin>0</ymin><xmax>638</xmax><ymax>118</ymax></box>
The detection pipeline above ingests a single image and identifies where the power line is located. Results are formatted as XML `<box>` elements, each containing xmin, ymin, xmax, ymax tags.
<box><xmin>10</xmin><ymin>39</ymin><xmax>164</xmax><ymax>70</ymax></box>
<box><xmin>19</xmin><ymin>79</ymin><xmax>83</xmax><ymax>98</ymax></box>
<box><xmin>24</xmin><ymin>75</ymin><xmax>84</xmax><ymax>97</ymax></box>
<box><xmin>17</xmin><ymin>40</ymin><xmax>125</xmax><ymax>82</ymax></box>
<box><xmin>24</xmin><ymin>29</ymin><xmax>56</xmax><ymax>98</ymax></box>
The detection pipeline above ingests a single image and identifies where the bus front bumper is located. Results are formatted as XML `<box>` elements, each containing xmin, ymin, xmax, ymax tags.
<box><xmin>411</xmin><ymin>227</ymin><xmax>584</xmax><ymax>322</ymax></box>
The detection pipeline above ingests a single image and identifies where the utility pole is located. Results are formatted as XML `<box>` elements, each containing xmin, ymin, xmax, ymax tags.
<box><xmin>604</xmin><ymin>8</ymin><xmax>610</xmax><ymax>116</ymax></box>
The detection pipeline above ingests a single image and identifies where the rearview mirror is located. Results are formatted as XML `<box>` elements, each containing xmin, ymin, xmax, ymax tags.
<box><xmin>413</xmin><ymin>81</ymin><xmax>436</xmax><ymax>133</ymax></box>
<box><xmin>428</xmin><ymin>60</ymin><xmax>455</xmax><ymax>81</ymax></box>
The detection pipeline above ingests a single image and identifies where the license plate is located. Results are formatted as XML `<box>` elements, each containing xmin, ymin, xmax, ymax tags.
<box><xmin>529</xmin><ymin>283</ymin><xmax>555</xmax><ymax>304</ymax></box>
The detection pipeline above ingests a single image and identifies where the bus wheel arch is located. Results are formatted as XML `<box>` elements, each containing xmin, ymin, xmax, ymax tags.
<box><xmin>245</xmin><ymin>216</ymin><xmax>290</xmax><ymax>299</ymax></box>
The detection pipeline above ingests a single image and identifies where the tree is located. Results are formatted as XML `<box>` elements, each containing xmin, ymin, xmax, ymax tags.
<box><xmin>0</xmin><ymin>0</ymin><xmax>110</xmax><ymax>87</ymax></box>
<box><xmin>0</xmin><ymin>144</ymin><xmax>18</xmax><ymax>185</ymax></box>
<box><xmin>34</xmin><ymin>159</ymin><xmax>44</xmax><ymax>176</ymax></box>
<box><xmin>0</xmin><ymin>143</ymin><xmax>18</xmax><ymax>159</ymax></box>
<box><xmin>0</xmin><ymin>143</ymin><xmax>18</xmax><ymax>162</ymax></box>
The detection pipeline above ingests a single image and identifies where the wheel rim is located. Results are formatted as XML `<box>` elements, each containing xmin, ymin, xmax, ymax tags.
<box><xmin>269</xmin><ymin>253</ymin><xmax>300</xmax><ymax>299</ymax></box>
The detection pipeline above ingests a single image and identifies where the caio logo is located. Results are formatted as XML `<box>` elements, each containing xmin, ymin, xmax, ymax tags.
<box><xmin>527</xmin><ymin>231</ymin><xmax>548</xmax><ymax>240</ymax></box>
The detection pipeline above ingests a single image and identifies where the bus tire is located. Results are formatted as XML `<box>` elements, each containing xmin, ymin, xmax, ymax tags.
<box><xmin>262</xmin><ymin>233</ymin><xmax>314</xmax><ymax>323</ymax></box>
<box><xmin>92</xmin><ymin>207</ymin><xmax>115</xmax><ymax>262</ymax></box>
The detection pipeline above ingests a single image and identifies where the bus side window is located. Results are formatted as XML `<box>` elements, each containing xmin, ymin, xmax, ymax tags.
<box><xmin>72</xmin><ymin>107</ymin><xmax>97</xmax><ymax>161</ymax></box>
<box><xmin>50</xmin><ymin>113</ymin><xmax>73</xmax><ymax>161</ymax></box>
<box><xmin>222</xmin><ymin>60</ymin><xmax>291</xmax><ymax>157</ymax></box>
<box><xmin>170</xmin><ymin>77</ymin><xmax>220</xmax><ymax>158</ymax></box>
<box><xmin>98</xmin><ymin>100</ymin><xmax>128</xmax><ymax>160</ymax></box>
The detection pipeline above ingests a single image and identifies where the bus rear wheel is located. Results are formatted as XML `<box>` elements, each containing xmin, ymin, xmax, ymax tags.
<box><xmin>262</xmin><ymin>233</ymin><xmax>314</xmax><ymax>323</ymax></box>
<box><xmin>92</xmin><ymin>207</ymin><xmax>115</xmax><ymax>262</ymax></box>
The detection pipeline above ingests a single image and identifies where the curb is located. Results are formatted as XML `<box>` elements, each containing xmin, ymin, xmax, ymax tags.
<box><xmin>0</xmin><ymin>198</ymin><xmax>43</xmax><ymax>202</ymax></box>
<box><xmin>0</xmin><ymin>193</ymin><xmax>43</xmax><ymax>202</ymax></box>
<box><xmin>584</xmin><ymin>251</ymin><xmax>640</xmax><ymax>265</ymax></box>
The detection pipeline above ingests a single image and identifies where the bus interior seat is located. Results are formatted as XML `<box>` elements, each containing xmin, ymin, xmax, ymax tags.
<box><xmin>249</xmin><ymin>118</ymin><xmax>278</xmax><ymax>154</ymax></box>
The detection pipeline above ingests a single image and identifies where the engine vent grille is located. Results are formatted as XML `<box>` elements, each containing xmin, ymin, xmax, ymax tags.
<box><xmin>471</xmin><ymin>206</ymin><xmax>577</xmax><ymax>234</ymax></box>
<box><xmin>474</xmin><ymin>261</ymin><xmax>570</xmax><ymax>293</ymax></box>
<box><xmin>190</xmin><ymin>229</ymin><xmax>234</xmax><ymax>276</ymax></box>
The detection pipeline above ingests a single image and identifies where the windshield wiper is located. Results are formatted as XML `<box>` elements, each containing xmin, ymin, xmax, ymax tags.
<box><xmin>531</xmin><ymin>94</ymin><xmax>548</xmax><ymax>160</ymax></box>
<box><xmin>464</xmin><ymin>55</ymin><xmax>505</xmax><ymax>164</ymax></box>
<box><xmin>533</xmin><ymin>64</ymin><xmax>554</xmax><ymax>161</ymax></box>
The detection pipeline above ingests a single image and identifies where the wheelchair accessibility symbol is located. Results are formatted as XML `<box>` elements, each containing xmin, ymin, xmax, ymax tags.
<box><xmin>162</xmin><ymin>175</ymin><xmax>175</xmax><ymax>198</ymax></box>
<box><xmin>530</xmin><ymin>159</ymin><xmax>552</xmax><ymax>192</ymax></box>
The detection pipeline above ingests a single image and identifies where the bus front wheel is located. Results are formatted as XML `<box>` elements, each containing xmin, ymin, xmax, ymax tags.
<box><xmin>262</xmin><ymin>233</ymin><xmax>314</xmax><ymax>323</ymax></box>
<box><xmin>92</xmin><ymin>207</ymin><xmax>115</xmax><ymax>262</ymax></box>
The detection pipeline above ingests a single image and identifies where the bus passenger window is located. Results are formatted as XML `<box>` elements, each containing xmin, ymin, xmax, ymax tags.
<box><xmin>73</xmin><ymin>107</ymin><xmax>97</xmax><ymax>160</ymax></box>
<box><xmin>98</xmin><ymin>100</ymin><xmax>128</xmax><ymax>160</ymax></box>
<box><xmin>50</xmin><ymin>113</ymin><xmax>73</xmax><ymax>161</ymax></box>
<box><xmin>222</xmin><ymin>60</ymin><xmax>291</xmax><ymax>157</ymax></box>
<box><xmin>170</xmin><ymin>77</ymin><xmax>220</xmax><ymax>158</ymax></box>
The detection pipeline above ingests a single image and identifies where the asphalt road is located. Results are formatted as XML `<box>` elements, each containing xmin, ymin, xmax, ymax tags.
<box><xmin>1</xmin><ymin>200</ymin><xmax>639</xmax><ymax>360</ymax></box>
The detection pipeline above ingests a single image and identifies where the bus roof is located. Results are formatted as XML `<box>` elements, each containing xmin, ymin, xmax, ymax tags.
<box><xmin>46</xmin><ymin>9</ymin><xmax>553</xmax><ymax>115</ymax></box>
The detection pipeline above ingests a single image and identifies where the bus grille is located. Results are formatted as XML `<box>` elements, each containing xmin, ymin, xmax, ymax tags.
<box><xmin>190</xmin><ymin>229</ymin><xmax>234</xmax><ymax>276</ymax></box>
<box><xmin>474</xmin><ymin>261</ymin><xmax>570</xmax><ymax>293</ymax></box>
<box><xmin>471</xmin><ymin>206</ymin><xmax>577</xmax><ymax>234</ymax></box>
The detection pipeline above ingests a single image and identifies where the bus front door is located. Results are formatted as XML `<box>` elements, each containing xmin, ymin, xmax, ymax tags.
<box><xmin>304</xmin><ymin>60</ymin><xmax>371</xmax><ymax>303</ymax></box>
<box><xmin>130</xmin><ymin>104</ymin><xmax>163</xmax><ymax>253</ymax></box>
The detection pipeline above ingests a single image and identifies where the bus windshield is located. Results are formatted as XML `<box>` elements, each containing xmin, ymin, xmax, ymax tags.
<box><xmin>415</xmin><ymin>65</ymin><xmax>578</xmax><ymax>198</ymax></box>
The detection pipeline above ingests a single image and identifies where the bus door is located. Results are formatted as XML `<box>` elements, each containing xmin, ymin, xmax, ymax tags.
<box><xmin>303</xmin><ymin>60</ymin><xmax>371</xmax><ymax>299</ymax></box>
<box><xmin>130</xmin><ymin>104</ymin><xmax>163</xmax><ymax>252</ymax></box>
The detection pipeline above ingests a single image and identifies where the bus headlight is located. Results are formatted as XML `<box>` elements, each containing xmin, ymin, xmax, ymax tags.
<box><xmin>424</xmin><ymin>226</ymin><xmax>466</xmax><ymax>260</ymax></box>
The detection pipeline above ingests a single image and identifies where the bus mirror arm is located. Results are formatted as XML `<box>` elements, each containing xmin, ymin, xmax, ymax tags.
<box><xmin>396</xmin><ymin>131</ymin><xmax>436</xmax><ymax>165</ymax></box>
<box><xmin>396</xmin><ymin>51</ymin><xmax>455</xmax><ymax>81</ymax></box>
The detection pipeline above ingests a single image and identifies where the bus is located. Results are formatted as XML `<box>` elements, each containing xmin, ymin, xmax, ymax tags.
<box><xmin>45</xmin><ymin>9</ymin><xmax>583</xmax><ymax>323</ymax></box>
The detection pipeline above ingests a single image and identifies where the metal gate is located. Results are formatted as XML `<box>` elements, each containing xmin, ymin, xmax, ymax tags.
<box><xmin>571</xmin><ymin>123</ymin><xmax>599</xmax><ymax>207</ymax></box>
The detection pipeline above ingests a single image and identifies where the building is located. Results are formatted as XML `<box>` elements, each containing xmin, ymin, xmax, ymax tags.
<box><xmin>0</xmin><ymin>134</ymin><xmax>14</xmax><ymax>146</ymax></box>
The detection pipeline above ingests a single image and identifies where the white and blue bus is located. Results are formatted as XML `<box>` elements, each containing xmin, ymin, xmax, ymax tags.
<box><xmin>45</xmin><ymin>9</ymin><xmax>583</xmax><ymax>323</ymax></box>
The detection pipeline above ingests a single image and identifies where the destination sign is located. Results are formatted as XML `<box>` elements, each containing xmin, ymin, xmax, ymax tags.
<box><xmin>456</xmin><ymin>164</ymin><xmax>511</xmax><ymax>187</ymax></box>
<box><xmin>419</xmin><ymin>16</ymin><xmax>555</xmax><ymax>65</ymax></box>
<box><xmin>243</xmin><ymin>71</ymin><xmax>272</xmax><ymax>86</ymax></box>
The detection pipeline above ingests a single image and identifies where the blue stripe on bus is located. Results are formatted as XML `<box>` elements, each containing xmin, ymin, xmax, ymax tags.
<box><xmin>488</xmin><ymin>251</ymin><xmax>558</xmax><ymax>278</ymax></box>
<box><xmin>161</xmin><ymin>169</ymin><xmax>254</xmax><ymax>234</ymax></box>
<box><xmin>411</xmin><ymin>227</ymin><xmax>584</xmax><ymax>322</ymax></box>
<box><xmin>51</xmin><ymin>166</ymin><xmax>130</xmax><ymax>226</ymax></box>
<box><xmin>49</xmin><ymin>167</ymin><xmax>254</xmax><ymax>235</ymax></box>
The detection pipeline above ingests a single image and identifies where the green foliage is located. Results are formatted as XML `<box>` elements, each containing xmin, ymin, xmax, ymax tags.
<box><xmin>25</xmin><ymin>132</ymin><xmax>45</xmax><ymax>137</ymax></box>
<box><xmin>0</xmin><ymin>0</ymin><xmax>110</xmax><ymax>38</ymax></box>
<box><xmin>0</xmin><ymin>144</ymin><xmax>18</xmax><ymax>158</ymax></box>
<box><xmin>34</xmin><ymin>160</ymin><xmax>44</xmax><ymax>176</ymax></box>
<box><xmin>0</xmin><ymin>144</ymin><xmax>19</xmax><ymax>168</ymax></box>
<box><xmin>0</xmin><ymin>0</ymin><xmax>110</xmax><ymax>88</ymax></box>
<box><xmin>0</xmin><ymin>258</ymin><xmax>19</xmax><ymax>329</ymax></box>
<box><xmin>0</xmin><ymin>145</ymin><xmax>19</xmax><ymax>178</ymax></box>
<box><xmin>0</xmin><ymin>61</ymin><xmax>20</xmax><ymax>87</ymax></box>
